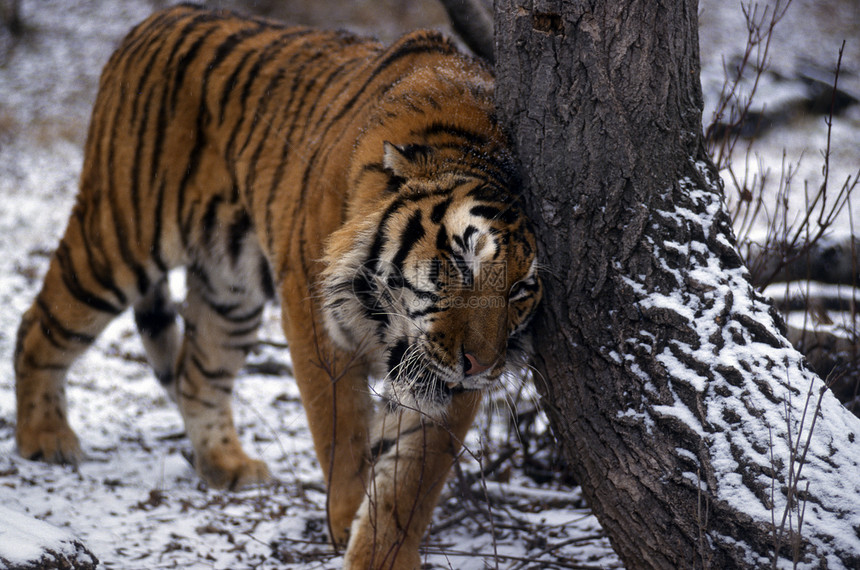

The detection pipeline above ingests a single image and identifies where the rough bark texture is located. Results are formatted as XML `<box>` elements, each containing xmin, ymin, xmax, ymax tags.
<box><xmin>494</xmin><ymin>1</ymin><xmax>860</xmax><ymax>568</ymax></box>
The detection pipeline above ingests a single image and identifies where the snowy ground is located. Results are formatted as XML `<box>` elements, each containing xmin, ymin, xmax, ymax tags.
<box><xmin>0</xmin><ymin>0</ymin><xmax>858</xmax><ymax>569</ymax></box>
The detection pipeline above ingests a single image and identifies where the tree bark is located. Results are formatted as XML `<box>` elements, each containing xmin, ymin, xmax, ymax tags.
<box><xmin>494</xmin><ymin>1</ymin><xmax>860</xmax><ymax>568</ymax></box>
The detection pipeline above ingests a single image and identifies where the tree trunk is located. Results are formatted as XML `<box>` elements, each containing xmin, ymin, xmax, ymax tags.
<box><xmin>494</xmin><ymin>1</ymin><xmax>860</xmax><ymax>568</ymax></box>
<box><xmin>0</xmin><ymin>506</ymin><xmax>99</xmax><ymax>570</ymax></box>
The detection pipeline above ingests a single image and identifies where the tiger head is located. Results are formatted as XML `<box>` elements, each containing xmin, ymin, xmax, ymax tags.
<box><xmin>321</xmin><ymin>141</ymin><xmax>542</xmax><ymax>418</ymax></box>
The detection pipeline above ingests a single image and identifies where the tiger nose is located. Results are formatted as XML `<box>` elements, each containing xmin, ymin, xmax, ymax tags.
<box><xmin>464</xmin><ymin>352</ymin><xmax>493</xmax><ymax>376</ymax></box>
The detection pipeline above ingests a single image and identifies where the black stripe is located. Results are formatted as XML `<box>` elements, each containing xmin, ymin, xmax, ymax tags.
<box><xmin>291</xmin><ymin>54</ymin><xmax>375</xmax><ymax>211</ymax></box>
<box><xmin>462</xmin><ymin>225</ymin><xmax>478</xmax><ymax>246</ymax></box>
<box><xmin>149</xmin><ymin>14</ymin><xmax>217</xmax><ymax>249</ymax></box>
<box><xmin>352</xmin><ymin>270</ymin><xmax>388</xmax><ymax>326</ymax></box>
<box><xmin>353</xmin><ymin>162</ymin><xmax>403</xmax><ymax>194</ymax></box>
<box><xmin>151</xmin><ymin>177</ymin><xmax>170</xmax><ymax>272</ymax></box>
<box><xmin>205</xmin><ymin>300</ymin><xmax>265</xmax><ymax>324</ymax></box>
<box><xmin>20</xmin><ymin>354</ymin><xmax>68</xmax><ymax>372</ymax></box>
<box><xmin>38</xmin><ymin>320</ymin><xmax>65</xmax><ymax>350</ymax></box>
<box><xmin>178</xmin><ymin>390</ymin><xmax>219</xmax><ymax>408</ymax></box>
<box><xmin>217</xmin><ymin>48</ymin><xmax>257</xmax><ymax>124</ymax></box>
<box><xmin>241</xmin><ymin>113</ymin><xmax>275</xmax><ymax>214</ymax></box>
<box><xmin>264</xmin><ymin>50</ymin><xmax>338</xmax><ymax>250</ymax></box>
<box><xmin>177</xmin><ymin>80</ymin><xmax>216</xmax><ymax>240</ymax></box>
<box><xmin>235</xmin><ymin>47</ymin><xmax>316</xmax><ymax>211</ymax></box>
<box><xmin>55</xmin><ymin>244</ymin><xmax>123</xmax><ymax>315</ymax></box>
<box><xmin>100</xmin><ymin>107</ymin><xmax>151</xmax><ymax>296</ymax></box>
<box><xmin>430</xmin><ymin>197</ymin><xmax>452</xmax><ymax>224</ymax></box>
<box><xmin>188</xmin><ymin>262</ymin><xmax>213</xmax><ymax>293</ymax></box>
<box><xmin>129</xmin><ymin>84</ymin><xmax>154</xmax><ymax>244</ymax></box>
<box><xmin>451</xmin><ymin>253</ymin><xmax>473</xmax><ymax>286</ymax></box>
<box><xmin>328</xmin><ymin>33</ymin><xmax>456</xmax><ymax>128</ymax></box>
<box><xmin>73</xmin><ymin>211</ymin><xmax>128</xmax><ymax>306</ymax></box>
<box><xmin>202</xmin><ymin>24</ymin><xmax>268</xmax><ymax>99</ymax></box>
<box><xmin>190</xmin><ymin>354</ymin><xmax>232</xmax><ymax>380</ymax></box>
<box><xmin>222</xmin><ymin>342</ymin><xmax>257</xmax><ymax>354</ymax></box>
<box><xmin>177</xmin><ymin>133</ymin><xmax>210</xmax><ymax>241</ymax></box>
<box><xmin>224</xmin><ymin>30</ymin><xmax>314</xmax><ymax>160</ymax></box>
<box><xmin>36</xmin><ymin>297</ymin><xmax>96</xmax><ymax>346</ymax></box>
<box><xmin>365</xmin><ymin>197</ymin><xmax>409</xmax><ymax>267</ymax></box>
<box><xmin>370</xmin><ymin>425</ymin><xmax>423</xmax><ymax>460</ymax></box>
<box><xmin>260</xmin><ymin>255</ymin><xmax>276</xmax><ymax>299</ymax></box>
<box><xmin>110</xmin><ymin>8</ymin><xmax>187</xmax><ymax>67</ymax></box>
<box><xmin>263</xmin><ymin>136</ymin><xmax>292</xmax><ymax>253</ymax></box>
<box><xmin>234</xmin><ymin>51</ymin><xmax>289</xmax><ymax>160</ymax></box>
<box><xmin>151</xmin><ymin>71</ymin><xmax>172</xmax><ymax>240</ymax></box>
<box><xmin>134</xmin><ymin>262</ymin><xmax>151</xmax><ymax>296</ymax></box>
<box><xmin>168</xmin><ymin>16</ymin><xmax>221</xmax><ymax>110</ymax></box>
<box><xmin>101</xmin><ymin>71</ymin><xmax>151</xmax><ymax>295</ymax></box>
<box><xmin>467</xmin><ymin>184</ymin><xmax>509</xmax><ymax>203</ymax></box>
<box><xmin>418</xmin><ymin>138</ymin><xmax>514</xmax><ymax>186</ymax></box>
<box><xmin>134</xmin><ymin>306</ymin><xmax>176</xmax><ymax>338</ymax></box>
<box><xmin>359</xmin><ymin>162</ymin><xmax>386</xmax><ymax>176</ymax></box>
<box><xmin>407</xmin><ymin>304</ymin><xmax>444</xmax><ymax>319</ymax></box>
<box><xmin>226</xmin><ymin>322</ymin><xmax>261</xmax><ymax>337</ymax></box>
<box><xmin>470</xmin><ymin>204</ymin><xmax>520</xmax><ymax>225</ymax></box>
<box><xmin>128</xmin><ymin>22</ymin><xmax>172</xmax><ymax>129</ymax></box>
<box><xmin>295</xmin><ymin>50</ymin><xmax>367</xmax><ymax>135</ymax></box>
<box><xmin>435</xmin><ymin>225</ymin><xmax>450</xmax><ymax>253</ymax></box>
<box><xmin>413</xmin><ymin>122</ymin><xmax>489</xmax><ymax>147</ymax></box>
<box><xmin>201</xmin><ymin>196</ymin><xmax>223</xmax><ymax>245</ymax></box>
<box><xmin>386</xmin><ymin>339</ymin><xmax>409</xmax><ymax>376</ymax></box>
<box><xmin>391</xmin><ymin>210</ymin><xmax>425</xmax><ymax>271</ymax></box>
<box><xmin>293</xmin><ymin>37</ymin><xmax>456</xmax><ymax>211</ymax></box>
<box><xmin>227</xmin><ymin>211</ymin><xmax>252</xmax><ymax>263</ymax></box>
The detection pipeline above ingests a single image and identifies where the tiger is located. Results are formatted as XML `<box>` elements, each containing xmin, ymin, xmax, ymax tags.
<box><xmin>13</xmin><ymin>4</ymin><xmax>541</xmax><ymax>568</ymax></box>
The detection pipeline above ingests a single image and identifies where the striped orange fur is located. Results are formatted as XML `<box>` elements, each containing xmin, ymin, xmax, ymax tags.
<box><xmin>14</xmin><ymin>5</ymin><xmax>541</xmax><ymax>568</ymax></box>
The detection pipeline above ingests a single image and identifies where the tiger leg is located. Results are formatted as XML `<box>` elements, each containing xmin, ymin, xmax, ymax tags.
<box><xmin>345</xmin><ymin>390</ymin><xmax>482</xmax><ymax>570</ymax></box>
<box><xmin>172</xmin><ymin>263</ymin><xmax>270</xmax><ymax>489</ymax></box>
<box><xmin>133</xmin><ymin>275</ymin><xmax>180</xmax><ymax>387</ymax></box>
<box><xmin>284</xmin><ymin>311</ymin><xmax>373</xmax><ymax>547</ymax></box>
<box><xmin>15</xmin><ymin>233</ymin><xmax>129</xmax><ymax>464</ymax></box>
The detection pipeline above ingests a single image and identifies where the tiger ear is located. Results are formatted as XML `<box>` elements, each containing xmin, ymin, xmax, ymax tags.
<box><xmin>382</xmin><ymin>141</ymin><xmax>434</xmax><ymax>179</ymax></box>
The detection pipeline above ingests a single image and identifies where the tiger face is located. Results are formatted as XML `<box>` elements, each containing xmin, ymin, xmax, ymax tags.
<box><xmin>322</xmin><ymin>143</ymin><xmax>541</xmax><ymax>417</ymax></box>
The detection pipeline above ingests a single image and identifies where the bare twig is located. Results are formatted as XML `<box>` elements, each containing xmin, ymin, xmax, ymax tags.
<box><xmin>420</xmin><ymin>544</ymin><xmax>608</xmax><ymax>569</ymax></box>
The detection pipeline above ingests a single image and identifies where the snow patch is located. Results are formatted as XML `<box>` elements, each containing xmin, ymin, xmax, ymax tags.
<box><xmin>0</xmin><ymin>506</ymin><xmax>83</xmax><ymax>565</ymax></box>
<box><xmin>617</xmin><ymin>156</ymin><xmax>860</xmax><ymax>563</ymax></box>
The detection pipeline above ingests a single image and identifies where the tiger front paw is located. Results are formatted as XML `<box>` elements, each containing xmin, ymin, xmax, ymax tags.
<box><xmin>195</xmin><ymin>448</ymin><xmax>271</xmax><ymax>490</ymax></box>
<box><xmin>16</xmin><ymin>423</ymin><xmax>82</xmax><ymax>465</ymax></box>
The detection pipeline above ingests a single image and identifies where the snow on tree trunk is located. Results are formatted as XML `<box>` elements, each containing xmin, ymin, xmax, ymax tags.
<box><xmin>0</xmin><ymin>506</ymin><xmax>98</xmax><ymax>569</ymax></box>
<box><xmin>494</xmin><ymin>0</ymin><xmax>860</xmax><ymax>567</ymax></box>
